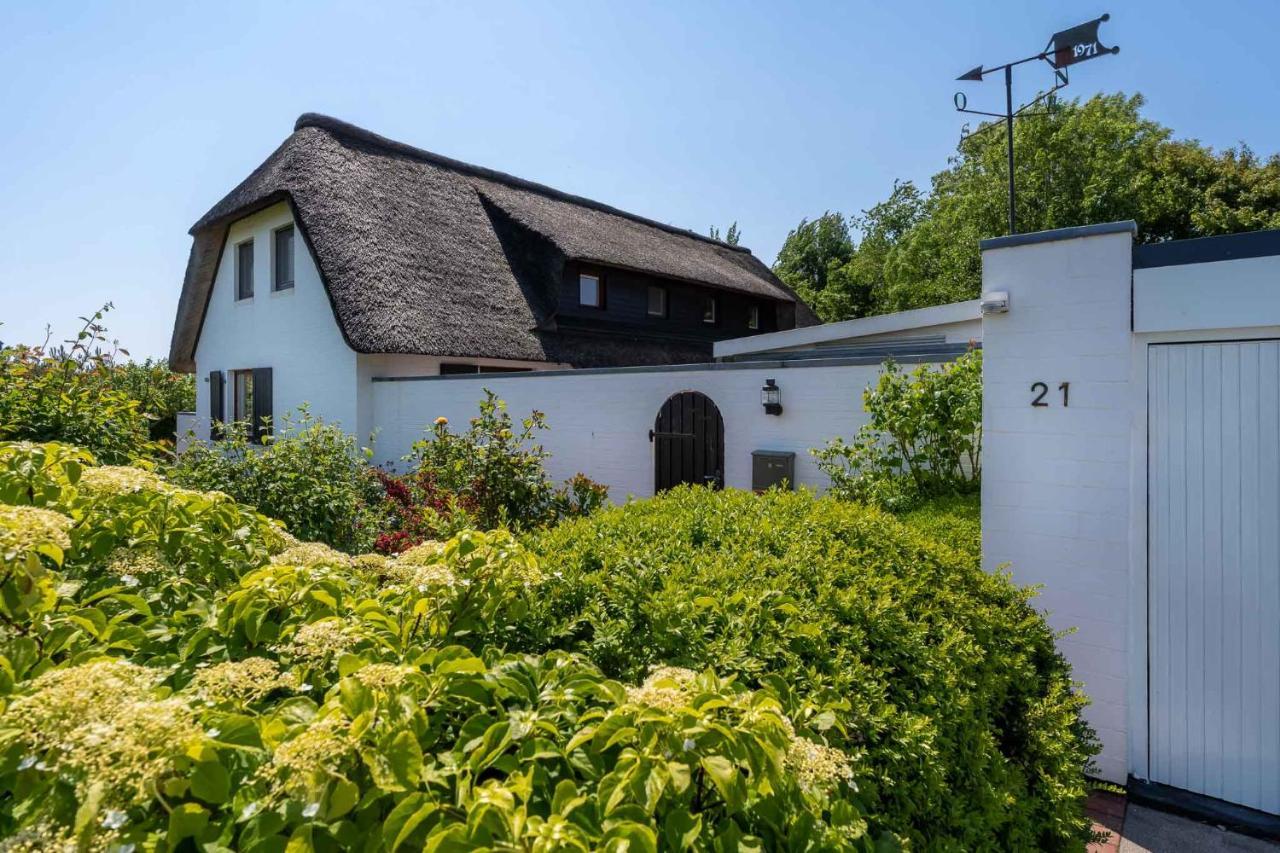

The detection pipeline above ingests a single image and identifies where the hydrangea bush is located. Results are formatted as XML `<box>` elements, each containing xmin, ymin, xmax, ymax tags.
<box><xmin>0</xmin><ymin>442</ymin><xmax>879</xmax><ymax>851</ymax></box>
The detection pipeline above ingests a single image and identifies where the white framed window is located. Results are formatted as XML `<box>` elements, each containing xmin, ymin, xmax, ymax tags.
<box><xmin>647</xmin><ymin>285</ymin><xmax>667</xmax><ymax>317</ymax></box>
<box><xmin>579</xmin><ymin>273</ymin><xmax>603</xmax><ymax>308</ymax></box>
<box><xmin>748</xmin><ymin>304</ymin><xmax>760</xmax><ymax>330</ymax></box>
<box><xmin>273</xmin><ymin>225</ymin><xmax>295</xmax><ymax>291</ymax></box>
<box><xmin>702</xmin><ymin>295</ymin><xmax>718</xmax><ymax>325</ymax></box>
<box><xmin>235</xmin><ymin>239</ymin><xmax>254</xmax><ymax>300</ymax></box>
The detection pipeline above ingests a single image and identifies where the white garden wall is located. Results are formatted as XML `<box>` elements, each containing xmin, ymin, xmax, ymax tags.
<box><xmin>367</xmin><ymin>359</ymin><xmax>918</xmax><ymax>498</ymax></box>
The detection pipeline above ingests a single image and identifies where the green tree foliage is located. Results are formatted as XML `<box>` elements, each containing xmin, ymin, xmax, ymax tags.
<box><xmin>771</xmin><ymin>212</ymin><xmax>854</xmax><ymax>316</ymax></box>
<box><xmin>103</xmin><ymin>358</ymin><xmax>195</xmax><ymax>442</ymax></box>
<box><xmin>813</xmin><ymin>349</ymin><xmax>982</xmax><ymax>510</ymax></box>
<box><xmin>779</xmin><ymin>93</ymin><xmax>1280</xmax><ymax>320</ymax></box>
<box><xmin>708</xmin><ymin>222</ymin><xmax>741</xmax><ymax>245</ymax></box>
<box><xmin>528</xmin><ymin>486</ymin><xmax>1097</xmax><ymax>849</ymax></box>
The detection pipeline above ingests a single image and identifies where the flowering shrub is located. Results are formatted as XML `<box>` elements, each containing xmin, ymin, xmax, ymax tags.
<box><xmin>813</xmin><ymin>348</ymin><xmax>983</xmax><ymax>510</ymax></box>
<box><xmin>373</xmin><ymin>392</ymin><xmax>608</xmax><ymax>552</ymax></box>
<box><xmin>0</xmin><ymin>441</ymin><xmax>880</xmax><ymax>851</ymax></box>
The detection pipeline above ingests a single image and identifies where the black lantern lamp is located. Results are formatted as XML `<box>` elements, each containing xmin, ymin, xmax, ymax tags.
<box><xmin>761</xmin><ymin>379</ymin><xmax>783</xmax><ymax>415</ymax></box>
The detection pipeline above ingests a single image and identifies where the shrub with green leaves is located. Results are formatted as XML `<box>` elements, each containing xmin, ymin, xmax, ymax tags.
<box><xmin>0</xmin><ymin>442</ymin><xmax>878</xmax><ymax>851</ymax></box>
<box><xmin>103</xmin><ymin>357</ymin><xmax>195</xmax><ymax>442</ymax></box>
<box><xmin>0</xmin><ymin>306</ymin><xmax>153</xmax><ymax>464</ymax></box>
<box><xmin>526</xmin><ymin>486</ymin><xmax>1097</xmax><ymax>850</ymax></box>
<box><xmin>894</xmin><ymin>492</ymin><xmax>981</xmax><ymax>564</ymax></box>
<box><xmin>813</xmin><ymin>349</ymin><xmax>982</xmax><ymax>511</ymax></box>
<box><xmin>169</xmin><ymin>407</ymin><xmax>385</xmax><ymax>554</ymax></box>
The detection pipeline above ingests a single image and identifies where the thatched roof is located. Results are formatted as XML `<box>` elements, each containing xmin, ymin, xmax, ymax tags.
<box><xmin>170</xmin><ymin>113</ymin><xmax>814</xmax><ymax>371</ymax></box>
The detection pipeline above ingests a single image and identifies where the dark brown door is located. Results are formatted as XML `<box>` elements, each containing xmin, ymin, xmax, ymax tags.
<box><xmin>652</xmin><ymin>391</ymin><xmax>725</xmax><ymax>491</ymax></box>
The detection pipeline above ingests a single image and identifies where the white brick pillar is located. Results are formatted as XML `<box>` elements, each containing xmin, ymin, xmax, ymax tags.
<box><xmin>979</xmin><ymin>221</ymin><xmax>1137</xmax><ymax>783</ymax></box>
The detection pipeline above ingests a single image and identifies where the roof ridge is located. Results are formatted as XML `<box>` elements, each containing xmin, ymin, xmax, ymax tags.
<box><xmin>293</xmin><ymin>112</ymin><xmax>753</xmax><ymax>254</ymax></box>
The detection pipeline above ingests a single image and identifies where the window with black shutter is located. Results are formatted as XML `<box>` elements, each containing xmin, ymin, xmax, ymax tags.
<box><xmin>209</xmin><ymin>370</ymin><xmax>225</xmax><ymax>440</ymax></box>
<box><xmin>252</xmin><ymin>368</ymin><xmax>273</xmax><ymax>443</ymax></box>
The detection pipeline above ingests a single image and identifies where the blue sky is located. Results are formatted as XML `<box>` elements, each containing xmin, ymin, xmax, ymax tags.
<box><xmin>1</xmin><ymin>0</ymin><xmax>1277</xmax><ymax>359</ymax></box>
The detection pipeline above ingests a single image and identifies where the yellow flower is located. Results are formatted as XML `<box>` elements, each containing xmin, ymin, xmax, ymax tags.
<box><xmin>352</xmin><ymin>663</ymin><xmax>413</xmax><ymax>690</ymax></box>
<box><xmin>0</xmin><ymin>505</ymin><xmax>72</xmax><ymax>555</ymax></box>
<box><xmin>624</xmin><ymin>666</ymin><xmax>699</xmax><ymax>711</ymax></box>
<box><xmin>2</xmin><ymin>660</ymin><xmax>201</xmax><ymax>807</ymax></box>
<box><xmin>76</xmin><ymin>465</ymin><xmax>170</xmax><ymax>498</ymax></box>
<box><xmin>262</xmin><ymin>716</ymin><xmax>352</xmax><ymax>799</ymax></box>
<box><xmin>785</xmin><ymin>737</ymin><xmax>854</xmax><ymax>792</ymax></box>
<box><xmin>271</xmin><ymin>542</ymin><xmax>353</xmax><ymax>570</ymax></box>
<box><xmin>279</xmin><ymin>619</ymin><xmax>356</xmax><ymax>664</ymax></box>
<box><xmin>434</xmin><ymin>416</ymin><xmax>448</xmax><ymax>426</ymax></box>
<box><xmin>189</xmin><ymin>657</ymin><xmax>297</xmax><ymax>704</ymax></box>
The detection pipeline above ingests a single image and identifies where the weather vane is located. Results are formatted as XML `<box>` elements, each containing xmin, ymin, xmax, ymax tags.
<box><xmin>953</xmin><ymin>14</ymin><xmax>1119</xmax><ymax>235</ymax></box>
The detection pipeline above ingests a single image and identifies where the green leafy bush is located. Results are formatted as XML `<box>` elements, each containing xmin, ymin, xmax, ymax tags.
<box><xmin>0</xmin><ymin>442</ymin><xmax>874</xmax><ymax>851</ymax></box>
<box><xmin>894</xmin><ymin>492</ymin><xmax>981</xmax><ymax>564</ymax></box>
<box><xmin>103</xmin><ymin>358</ymin><xmax>195</xmax><ymax>442</ymax></box>
<box><xmin>0</xmin><ymin>307</ymin><xmax>153</xmax><ymax>464</ymax></box>
<box><xmin>525</xmin><ymin>486</ymin><xmax>1097</xmax><ymax>850</ymax></box>
<box><xmin>169</xmin><ymin>407</ymin><xmax>385</xmax><ymax>554</ymax></box>
<box><xmin>814</xmin><ymin>349</ymin><xmax>982</xmax><ymax>511</ymax></box>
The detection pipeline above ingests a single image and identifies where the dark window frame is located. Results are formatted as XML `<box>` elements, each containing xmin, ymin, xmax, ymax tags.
<box><xmin>701</xmin><ymin>294</ymin><xmax>719</xmax><ymax>326</ymax></box>
<box><xmin>272</xmin><ymin>225</ymin><xmax>295</xmax><ymax>292</ymax></box>
<box><xmin>747</xmin><ymin>303</ymin><xmax>760</xmax><ymax>330</ymax></box>
<box><xmin>647</xmin><ymin>285</ymin><xmax>668</xmax><ymax>318</ymax></box>
<box><xmin>231</xmin><ymin>369</ymin><xmax>254</xmax><ymax>423</ymax></box>
<box><xmin>578</xmin><ymin>270</ymin><xmax>605</xmax><ymax>310</ymax></box>
<box><xmin>235</xmin><ymin>239</ymin><xmax>255</xmax><ymax>301</ymax></box>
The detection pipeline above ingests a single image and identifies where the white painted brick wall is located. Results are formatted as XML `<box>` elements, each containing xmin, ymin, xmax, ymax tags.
<box><xmin>368</xmin><ymin>362</ymin><xmax>903</xmax><ymax>498</ymax></box>
<box><xmin>981</xmin><ymin>228</ymin><xmax>1136</xmax><ymax>783</ymax></box>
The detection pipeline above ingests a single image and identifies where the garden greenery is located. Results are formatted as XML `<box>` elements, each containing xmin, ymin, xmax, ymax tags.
<box><xmin>527</xmin><ymin>486</ymin><xmax>1097</xmax><ymax>850</ymax></box>
<box><xmin>813</xmin><ymin>349</ymin><xmax>982</xmax><ymax>510</ymax></box>
<box><xmin>169</xmin><ymin>407</ymin><xmax>385</xmax><ymax>554</ymax></box>
<box><xmin>0</xmin><ymin>441</ymin><xmax>880</xmax><ymax>851</ymax></box>
<box><xmin>0</xmin><ymin>306</ymin><xmax>154</xmax><ymax>464</ymax></box>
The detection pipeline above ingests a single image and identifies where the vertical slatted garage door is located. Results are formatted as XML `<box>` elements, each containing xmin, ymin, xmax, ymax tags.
<box><xmin>1148</xmin><ymin>341</ymin><xmax>1280</xmax><ymax>814</ymax></box>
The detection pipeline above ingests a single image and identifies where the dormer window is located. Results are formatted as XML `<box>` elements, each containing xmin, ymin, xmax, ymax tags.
<box><xmin>748</xmin><ymin>304</ymin><xmax>760</xmax><ymax>330</ymax></box>
<box><xmin>579</xmin><ymin>273</ymin><xmax>603</xmax><ymax>308</ymax></box>
<box><xmin>702</xmin><ymin>295</ymin><xmax>718</xmax><ymax>325</ymax></box>
<box><xmin>236</xmin><ymin>239</ymin><xmax>254</xmax><ymax>300</ymax></box>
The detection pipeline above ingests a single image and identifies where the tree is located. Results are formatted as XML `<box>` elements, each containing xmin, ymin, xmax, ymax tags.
<box><xmin>787</xmin><ymin>93</ymin><xmax>1280</xmax><ymax>321</ymax></box>
<box><xmin>708</xmin><ymin>222</ymin><xmax>741</xmax><ymax>245</ymax></box>
<box><xmin>770</xmin><ymin>212</ymin><xmax>854</xmax><ymax>313</ymax></box>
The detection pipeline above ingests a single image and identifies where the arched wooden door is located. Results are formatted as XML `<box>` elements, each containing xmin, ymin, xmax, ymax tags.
<box><xmin>651</xmin><ymin>391</ymin><xmax>724</xmax><ymax>491</ymax></box>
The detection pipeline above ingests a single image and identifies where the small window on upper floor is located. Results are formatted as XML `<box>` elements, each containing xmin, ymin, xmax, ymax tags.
<box><xmin>579</xmin><ymin>273</ymin><xmax>603</xmax><ymax>308</ymax></box>
<box><xmin>748</xmin><ymin>304</ymin><xmax>760</xmax><ymax>330</ymax></box>
<box><xmin>702</xmin><ymin>295</ymin><xmax>718</xmax><ymax>325</ymax></box>
<box><xmin>236</xmin><ymin>240</ymin><xmax>254</xmax><ymax>300</ymax></box>
<box><xmin>273</xmin><ymin>225</ymin><xmax>295</xmax><ymax>291</ymax></box>
<box><xmin>647</xmin><ymin>285</ymin><xmax>667</xmax><ymax>317</ymax></box>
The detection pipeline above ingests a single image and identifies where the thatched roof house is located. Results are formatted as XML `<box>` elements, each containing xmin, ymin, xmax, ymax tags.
<box><xmin>170</xmin><ymin>113</ymin><xmax>815</xmax><ymax>373</ymax></box>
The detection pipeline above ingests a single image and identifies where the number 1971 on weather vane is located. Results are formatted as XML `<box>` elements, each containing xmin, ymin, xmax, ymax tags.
<box><xmin>952</xmin><ymin>14</ymin><xmax>1120</xmax><ymax>236</ymax></box>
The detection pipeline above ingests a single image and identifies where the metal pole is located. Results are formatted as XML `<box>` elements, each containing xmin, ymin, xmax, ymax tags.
<box><xmin>1004</xmin><ymin>64</ymin><xmax>1015</xmax><ymax>234</ymax></box>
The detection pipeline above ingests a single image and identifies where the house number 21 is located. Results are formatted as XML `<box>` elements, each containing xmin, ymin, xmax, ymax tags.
<box><xmin>1031</xmin><ymin>382</ymin><xmax>1069</xmax><ymax>407</ymax></box>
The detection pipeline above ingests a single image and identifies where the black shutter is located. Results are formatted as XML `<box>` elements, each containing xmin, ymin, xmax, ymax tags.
<box><xmin>209</xmin><ymin>370</ymin><xmax>224</xmax><ymax>440</ymax></box>
<box><xmin>252</xmin><ymin>367</ymin><xmax>273</xmax><ymax>444</ymax></box>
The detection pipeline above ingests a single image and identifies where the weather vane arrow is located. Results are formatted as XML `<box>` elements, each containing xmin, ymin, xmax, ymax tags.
<box><xmin>952</xmin><ymin>14</ymin><xmax>1120</xmax><ymax>235</ymax></box>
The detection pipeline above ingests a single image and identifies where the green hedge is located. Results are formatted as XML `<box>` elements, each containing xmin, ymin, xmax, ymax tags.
<box><xmin>894</xmin><ymin>492</ymin><xmax>981</xmax><ymax>563</ymax></box>
<box><xmin>526</xmin><ymin>487</ymin><xmax>1096</xmax><ymax>850</ymax></box>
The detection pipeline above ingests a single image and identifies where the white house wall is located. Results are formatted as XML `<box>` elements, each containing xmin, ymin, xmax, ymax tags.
<box><xmin>1135</xmin><ymin>254</ymin><xmax>1280</xmax><ymax>333</ymax></box>
<box><xmin>193</xmin><ymin>202</ymin><xmax>358</xmax><ymax>436</ymax></box>
<box><xmin>367</xmin><ymin>362</ymin><xmax>903</xmax><ymax>497</ymax></box>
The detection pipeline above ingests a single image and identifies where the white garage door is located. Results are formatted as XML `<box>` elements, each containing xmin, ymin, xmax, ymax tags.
<box><xmin>1148</xmin><ymin>341</ymin><xmax>1280</xmax><ymax>814</ymax></box>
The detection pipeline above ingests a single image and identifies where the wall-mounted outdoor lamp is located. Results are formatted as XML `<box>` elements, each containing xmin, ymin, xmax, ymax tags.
<box><xmin>761</xmin><ymin>378</ymin><xmax>783</xmax><ymax>415</ymax></box>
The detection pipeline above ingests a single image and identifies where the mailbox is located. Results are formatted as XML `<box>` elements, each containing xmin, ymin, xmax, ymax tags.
<box><xmin>751</xmin><ymin>450</ymin><xmax>795</xmax><ymax>492</ymax></box>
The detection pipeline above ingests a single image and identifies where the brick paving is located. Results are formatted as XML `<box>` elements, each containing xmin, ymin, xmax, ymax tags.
<box><xmin>1087</xmin><ymin>791</ymin><xmax>1128</xmax><ymax>853</ymax></box>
